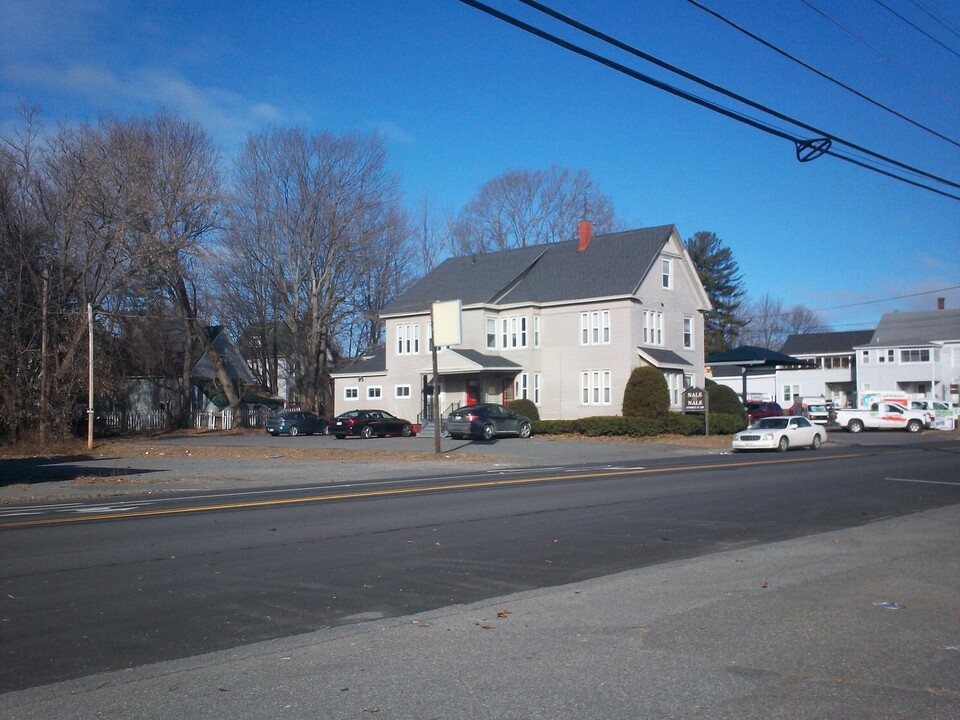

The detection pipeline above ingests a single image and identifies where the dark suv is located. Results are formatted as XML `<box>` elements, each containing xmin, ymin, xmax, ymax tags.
<box><xmin>746</xmin><ymin>402</ymin><xmax>783</xmax><ymax>422</ymax></box>
<box><xmin>446</xmin><ymin>403</ymin><xmax>533</xmax><ymax>441</ymax></box>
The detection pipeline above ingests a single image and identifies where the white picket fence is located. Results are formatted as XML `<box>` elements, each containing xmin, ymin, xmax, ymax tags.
<box><xmin>100</xmin><ymin>407</ymin><xmax>269</xmax><ymax>434</ymax></box>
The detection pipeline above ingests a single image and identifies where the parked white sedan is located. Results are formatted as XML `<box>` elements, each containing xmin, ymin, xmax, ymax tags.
<box><xmin>732</xmin><ymin>416</ymin><xmax>824</xmax><ymax>452</ymax></box>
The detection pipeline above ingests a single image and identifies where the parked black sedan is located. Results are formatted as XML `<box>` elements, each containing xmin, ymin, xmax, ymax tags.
<box><xmin>330</xmin><ymin>409</ymin><xmax>416</xmax><ymax>439</ymax></box>
<box><xmin>446</xmin><ymin>403</ymin><xmax>533</xmax><ymax>441</ymax></box>
<box><xmin>265</xmin><ymin>411</ymin><xmax>328</xmax><ymax>437</ymax></box>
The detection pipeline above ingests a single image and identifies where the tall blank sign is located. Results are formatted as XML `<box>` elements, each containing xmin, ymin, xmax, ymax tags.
<box><xmin>431</xmin><ymin>299</ymin><xmax>462</xmax><ymax>347</ymax></box>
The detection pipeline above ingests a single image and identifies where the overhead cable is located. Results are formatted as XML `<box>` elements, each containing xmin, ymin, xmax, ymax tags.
<box><xmin>907</xmin><ymin>0</ymin><xmax>960</xmax><ymax>42</ymax></box>
<box><xmin>513</xmin><ymin>0</ymin><xmax>960</xmax><ymax>192</ymax></box>
<box><xmin>683</xmin><ymin>0</ymin><xmax>960</xmax><ymax>150</ymax></box>
<box><xmin>798</xmin><ymin>0</ymin><xmax>960</xmax><ymax>107</ymax></box>
<box><xmin>872</xmin><ymin>0</ymin><xmax>960</xmax><ymax>59</ymax></box>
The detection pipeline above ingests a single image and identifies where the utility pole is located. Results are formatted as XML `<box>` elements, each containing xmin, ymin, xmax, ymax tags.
<box><xmin>87</xmin><ymin>303</ymin><xmax>94</xmax><ymax>450</ymax></box>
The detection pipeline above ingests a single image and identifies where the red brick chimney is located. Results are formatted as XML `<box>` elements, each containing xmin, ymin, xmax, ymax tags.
<box><xmin>937</xmin><ymin>297</ymin><xmax>945</xmax><ymax>310</ymax></box>
<box><xmin>578</xmin><ymin>219</ymin><xmax>592</xmax><ymax>252</ymax></box>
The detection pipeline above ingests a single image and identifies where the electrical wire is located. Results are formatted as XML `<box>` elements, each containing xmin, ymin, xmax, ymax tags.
<box><xmin>458</xmin><ymin>0</ymin><xmax>960</xmax><ymax>201</ymax></box>
<box><xmin>872</xmin><ymin>0</ymin><xmax>960</xmax><ymax>59</ymax></box>
<box><xmin>908</xmin><ymin>0</ymin><xmax>960</xmax><ymax>42</ymax></box>
<box><xmin>798</xmin><ymin>0</ymin><xmax>960</xmax><ymax>107</ymax></box>
<box><xmin>682</xmin><ymin>0</ymin><xmax>960</xmax><ymax>150</ymax></box>
<box><xmin>516</xmin><ymin>0</ymin><xmax>960</xmax><ymax>190</ymax></box>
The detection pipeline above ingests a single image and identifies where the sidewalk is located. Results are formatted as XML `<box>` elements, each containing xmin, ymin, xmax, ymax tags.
<box><xmin>3</xmin><ymin>504</ymin><xmax>957</xmax><ymax>719</ymax></box>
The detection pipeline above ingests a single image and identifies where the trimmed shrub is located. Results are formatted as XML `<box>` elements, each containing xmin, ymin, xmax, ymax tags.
<box><xmin>706</xmin><ymin>412</ymin><xmax>749</xmax><ymax>435</ymax></box>
<box><xmin>706</xmin><ymin>382</ymin><xmax>745</xmax><ymax>416</ymax></box>
<box><xmin>622</xmin><ymin>366</ymin><xmax>670</xmax><ymax>418</ymax></box>
<box><xmin>508</xmin><ymin>398</ymin><xmax>540</xmax><ymax>421</ymax></box>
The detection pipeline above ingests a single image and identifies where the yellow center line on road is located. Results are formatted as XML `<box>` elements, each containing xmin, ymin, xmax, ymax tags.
<box><xmin>0</xmin><ymin>449</ymin><xmax>907</xmax><ymax>530</ymax></box>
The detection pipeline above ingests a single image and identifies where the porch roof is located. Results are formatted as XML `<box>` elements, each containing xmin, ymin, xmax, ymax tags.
<box><xmin>416</xmin><ymin>349</ymin><xmax>522</xmax><ymax>375</ymax></box>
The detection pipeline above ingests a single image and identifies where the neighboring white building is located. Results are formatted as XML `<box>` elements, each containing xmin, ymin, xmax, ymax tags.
<box><xmin>777</xmin><ymin>330</ymin><xmax>875</xmax><ymax>407</ymax></box>
<box><xmin>330</xmin><ymin>225</ymin><xmax>712</xmax><ymax>423</ymax></box>
<box><xmin>855</xmin><ymin>309</ymin><xmax>960</xmax><ymax>405</ymax></box>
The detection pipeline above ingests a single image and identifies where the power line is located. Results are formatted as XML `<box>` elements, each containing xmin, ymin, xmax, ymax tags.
<box><xmin>908</xmin><ymin>0</ymin><xmax>960</xmax><ymax>42</ymax></box>
<box><xmin>461</xmin><ymin>0</ymin><xmax>960</xmax><ymax>201</ymax></box>
<box><xmin>872</xmin><ymin>0</ymin><xmax>960</xmax><ymax>59</ymax></box>
<box><xmin>813</xmin><ymin>285</ymin><xmax>960</xmax><ymax>312</ymax></box>
<box><xmin>516</xmin><ymin>0</ymin><xmax>960</xmax><ymax>191</ymax></box>
<box><xmin>798</xmin><ymin>0</ymin><xmax>960</xmax><ymax>108</ymax></box>
<box><xmin>682</xmin><ymin>0</ymin><xmax>960</xmax><ymax>150</ymax></box>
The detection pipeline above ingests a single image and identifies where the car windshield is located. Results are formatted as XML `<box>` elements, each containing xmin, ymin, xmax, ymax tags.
<box><xmin>753</xmin><ymin>418</ymin><xmax>788</xmax><ymax>429</ymax></box>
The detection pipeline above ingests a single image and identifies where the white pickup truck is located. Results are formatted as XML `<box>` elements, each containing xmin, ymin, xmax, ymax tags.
<box><xmin>834</xmin><ymin>402</ymin><xmax>929</xmax><ymax>433</ymax></box>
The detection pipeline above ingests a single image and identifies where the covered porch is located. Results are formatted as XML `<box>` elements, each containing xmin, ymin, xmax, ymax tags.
<box><xmin>417</xmin><ymin>349</ymin><xmax>522</xmax><ymax>425</ymax></box>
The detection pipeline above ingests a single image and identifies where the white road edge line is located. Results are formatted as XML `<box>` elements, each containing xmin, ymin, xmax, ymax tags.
<box><xmin>885</xmin><ymin>477</ymin><xmax>960</xmax><ymax>486</ymax></box>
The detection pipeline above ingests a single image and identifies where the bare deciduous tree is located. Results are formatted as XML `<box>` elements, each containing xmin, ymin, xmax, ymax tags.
<box><xmin>741</xmin><ymin>292</ymin><xmax>828</xmax><ymax>350</ymax></box>
<box><xmin>226</xmin><ymin>128</ymin><xmax>403</xmax><ymax>416</ymax></box>
<box><xmin>452</xmin><ymin>166</ymin><xmax>618</xmax><ymax>255</ymax></box>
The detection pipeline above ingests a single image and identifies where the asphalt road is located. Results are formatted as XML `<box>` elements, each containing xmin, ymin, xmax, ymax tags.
<box><xmin>1</xmin><ymin>433</ymin><xmax>958</xmax><ymax>700</ymax></box>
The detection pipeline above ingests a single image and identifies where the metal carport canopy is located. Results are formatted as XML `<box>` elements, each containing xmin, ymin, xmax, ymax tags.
<box><xmin>706</xmin><ymin>346</ymin><xmax>815</xmax><ymax>404</ymax></box>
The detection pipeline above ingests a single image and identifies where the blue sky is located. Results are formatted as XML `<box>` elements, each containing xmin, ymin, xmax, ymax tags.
<box><xmin>2</xmin><ymin>0</ymin><xmax>958</xmax><ymax>331</ymax></box>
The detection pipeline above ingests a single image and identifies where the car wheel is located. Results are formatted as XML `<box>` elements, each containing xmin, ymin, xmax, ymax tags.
<box><xmin>906</xmin><ymin>419</ymin><xmax>922</xmax><ymax>433</ymax></box>
<box><xmin>401</xmin><ymin>424</ymin><xmax>412</xmax><ymax>437</ymax></box>
<box><xmin>334</xmin><ymin>434</ymin><xmax>345</xmax><ymax>440</ymax></box>
<box><xmin>811</xmin><ymin>434</ymin><xmax>822</xmax><ymax>450</ymax></box>
<box><xmin>481</xmin><ymin>424</ymin><xmax>494</xmax><ymax>442</ymax></box>
<box><xmin>777</xmin><ymin>436</ymin><xmax>789</xmax><ymax>452</ymax></box>
<box><xmin>361</xmin><ymin>425</ymin><xmax>373</xmax><ymax>439</ymax></box>
<box><xmin>847</xmin><ymin>419</ymin><xmax>864</xmax><ymax>433</ymax></box>
<box><xmin>289</xmin><ymin>425</ymin><xmax>300</xmax><ymax>437</ymax></box>
<box><xmin>517</xmin><ymin>421</ymin><xmax>532</xmax><ymax>439</ymax></box>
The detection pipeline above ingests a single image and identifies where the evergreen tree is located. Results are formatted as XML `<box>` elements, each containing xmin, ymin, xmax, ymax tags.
<box><xmin>685</xmin><ymin>231</ymin><xmax>747</xmax><ymax>356</ymax></box>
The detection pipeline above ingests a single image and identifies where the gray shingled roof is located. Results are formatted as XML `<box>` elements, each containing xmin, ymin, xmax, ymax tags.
<box><xmin>331</xmin><ymin>347</ymin><xmax>387</xmax><ymax>376</ymax></box>
<box><xmin>639</xmin><ymin>348</ymin><xmax>692</xmax><ymax>367</ymax></box>
<box><xmin>781</xmin><ymin>330</ymin><xmax>875</xmax><ymax>356</ymax></box>
<box><xmin>862</xmin><ymin>310</ymin><xmax>960</xmax><ymax>347</ymax></box>
<box><xmin>451</xmin><ymin>349</ymin><xmax>522</xmax><ymax>370</ymax></box>
<box><xmin>382</xmin><ymin>226</ymin><xmax>676</xmax><ymax>315</ymax></box>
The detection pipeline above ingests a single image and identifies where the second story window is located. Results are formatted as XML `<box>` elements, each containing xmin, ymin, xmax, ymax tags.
<box><xmin>683</xmin><ymin>316</ymin><xmax>693</xmax><ymax>349</ymax></box>
<box><xmin>644</xmin><ymin>310</ymin><xmax>663</xmax><ymax>346</ymax></box>
<box><xmin>500</xmin><ymin>315</ymin><xmax>528</xmax><ymax>349</ymax></box>
<box><xmin>580</xmin><ymin>310</ymin><xmax>610</xmax><ymax>346</ymax></box>
<box><xmin>397</xmin><ymin>323</ymin><xmax>419</xmax><ymax>355</ymax></box>
<box><xmin>486</xmin><ymin>317</ymin><xmax>497</xmax><ymax>349</ymax></box>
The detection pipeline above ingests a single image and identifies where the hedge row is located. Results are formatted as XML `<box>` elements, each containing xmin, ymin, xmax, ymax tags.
<box><xmin>532</xmin><ymin>412</ymin><xmax>747</xmax><ymax>438</ymax></box>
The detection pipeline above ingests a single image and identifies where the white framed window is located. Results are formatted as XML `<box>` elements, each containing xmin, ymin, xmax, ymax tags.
<box><xmin>534</xmin><ymin>373</ymin><xmax>541</xmax><ymax>404</ymax></box>
<box><xmin>499</xmin><ymin>315</ymin><xmax>528</xmax><ymax>350</ymax></box>
<box><xmin>367</xmin><ymin>385</ymin><xmax>382</xmax><ymax>400</ymax></box>
<box><xmin>580</xmin><ymin>310</ymin><xmax>611</xmax><ymax>346</ymax></box>
<box><xmin>667</xmin><ymin>372</ymin><xmax>682</xmax><ymax>406</ymax></box>
<box><xmin>397</xmin><ymin>324</ymin><xmax>419</xmax><ymax>355</ymax></box>
<box><xmin>862</xmin><ymin>350</ymin><xmax>869</xmax><ymax>364</ymax></box>
<box><xmin>580</xmin><ymin>369</ymin><xmax>611</xmax><ymax>406</ymax></box>
<box><xmin>782</xmin><ymin>384</ymin><xmax>800</xmax><ymax>403</ymax></box>
<box><xmin>683</xmin><ymin>316</ymin><xmax>693</xmax><ymax>349</ymax></box>
<box><xmin>395</xmin><ymin>385</ymin><xmax>411</xmax><ymax>399</ymax></box>
<box><xmin>345</xmin><ymin>387</ymin><xmax>359</xmax><ymax>400</ymax></box>
<box><xmin>901</xmin><ymin>349</ymin><xmax>929</xmax><ymax>363</ymax></box>
<box><xmin>426</xmin><ymin>323</ymin><xmax>444</xmax><ymax>353</ymax></box>
<box><xmin>486</xmin><ymin>317</ymin><xmax>497</xmax><ymax>349</ymax></box>
<box><xmin>534</xmin><ymin>316</ymin><xmax>541</xmax><ymax>347</ymax></box>
<box><xmin>644</xmin><ymin>310</ymin><xmax>663</xmax><ymax>346</ymax></box>
<box><xmin>662</xmin><ymin>258</ymin><xmax>672</xmax><ymax>289</ymax></box>
<box><xmin>515</xmin><ymin>372</ymin><xmax>529</xmax><ymax>400</ymax></box>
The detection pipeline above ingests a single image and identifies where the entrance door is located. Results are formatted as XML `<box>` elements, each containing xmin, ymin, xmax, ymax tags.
<box><xmin>465</xmin><ymin>378</ymin><xmax>480</xmax><ymax>406</ymax></box>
